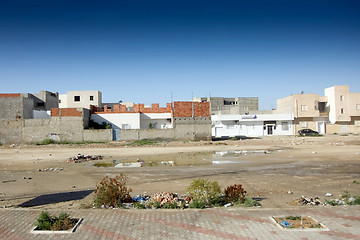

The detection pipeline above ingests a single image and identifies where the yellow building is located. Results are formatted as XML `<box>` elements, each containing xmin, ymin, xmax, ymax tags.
<box><xmin>276</xmin><ymin>85</ymin><xmax>360</xmax><ymax>135</ymax></box>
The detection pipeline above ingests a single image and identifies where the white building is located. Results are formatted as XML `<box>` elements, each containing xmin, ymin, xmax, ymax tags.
<box><xmin>90</xmin><ymin>112</ymin><xmax>172</xmax><ymax>130</ymax></box>
<box><xmin>212</xmin><ymin>114</ymin><xmax>293</xmax><ymax>138</ymax></box>
<box><xmin>59</xmin><ymin>91</ymin><xmax>102</xmax><ymax>109</ymax></box>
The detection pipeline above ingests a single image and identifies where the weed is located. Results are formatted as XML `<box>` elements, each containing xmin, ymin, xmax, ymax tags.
<box><xmin>93</xmin><ymin>162</ymin><xmax>113</xmax><ymax>167</ymax></box>
<box><xmin>94</xmin><ymin>174</ymin><xmax>132</xmax><ymax>208</ymax></box>
<box><xmin>189</xmin><ymin>199</ymin><xmax>206</xmax><ymax>209</ymax></box>
<box><xmin>187</xmin><ymin>178</ymin><xmax>221</xmax><ymax>206</ymax></box>
<box><xmin>325</xmin><ymin>199</ymin><xmax>338</xmax><ymax>206</ymax></box>
<box><xmin>35</xmin><ymin>211</ymin><xmax>76</xmax><ymax>231</ymax></box>
<box><xmin>353</xmin><ymin>180</ymin><xmax>360</xmax><ymax>184</ymax></box>
<box><xmin>286</xmin><ymin>216</ymin><xmax>301</xmax><ymax>220</ymax></box>
<box><xmin>127</xmin><ymin>140</ymin><xmax>158</xmax><ymax>146</ymax></box>
<box><xmin>162</xmin><ymin>202</ymin><xmax>178</xmax><ymax>209</ymax></box>
<box><xmin>210</xmin><ymin>196</ymin><xmax>226</xmax><ymax>207</ymax></box>
<box><xmin>134</xmin><ymin>202</ymin><xmax>146</xmax><ymax>209</ymax></box>
<box><xmin>36</xmin><ymin>138</ymin><xmax>55</xmax><ymax>145</ymax></box>
<box><xmin>80</xmin><ymin>203</ymin><xmax>92</xmax><ymax>209</ymax></box>
<box><xmin>224</xmin><ymin>184</ymin><xmax>247</xmax><ymax>204</ymax></box>
<box><xmin>242</xmin><ymin>198</ymin><xmax>261</xmax><ymax>207</ymax></box>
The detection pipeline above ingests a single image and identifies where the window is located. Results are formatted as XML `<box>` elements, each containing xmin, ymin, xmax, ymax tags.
<box><xmin>90</xmin><ymin>96</ymin><xmax>94</xmax><ymax>101</ymax></box>
<box><xmin>299</xmin><ymin>121</ymin><xmax>308</xmax><ymax>127</ymax></box>
<box><xmin>301</xmin><ymin>105</ymin><xmax>308</xmax><ymax>111</ymax></box>
<box><xmin>355</xmin><ymin>120</ymin><xmax>360</xmax><ymax>126</ymax></box>
<box><xmin>281</xmin><ymin>122</ymin><xmax>289</xmax><ymax>131</ymax></box>
<box><xmin>58</xmin><ymin>100</ymin><xmax>61</xmax><ymax>103</ymax></box>
<box><xmin>341</xmin><ymin>108</ymin><xmax>344</xmax><ymax>114</ymax></box>
<box><xmin>357</xmin><ymin>104</ymin><xmax>360</xmax><ymax>110</ymax></box>
<box><xmin>74</xmin><ymin>96</ymin><xmax>80</xmax><ymax>102</ymax></box>
<box><xmin>340</xmin><ymin>95</ymin><xmax>344</xmax><ymax>101</ymax></box>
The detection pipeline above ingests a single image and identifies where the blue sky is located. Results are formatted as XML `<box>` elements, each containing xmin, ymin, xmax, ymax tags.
<box><xmin>1</xmin><ymin>0</ymin><xmax>359</xmax><ymax>109</ymax></box>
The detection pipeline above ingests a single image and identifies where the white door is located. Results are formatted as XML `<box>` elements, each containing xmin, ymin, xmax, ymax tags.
<box><xmin>341</xmin><ymin>123</ymin><xmax>348</xmax><ymax>134</ymax></box>
<box><xmin>317</xmin><ymin>122</ymin><xmax>326</xmax><ymax>134</ymax></box>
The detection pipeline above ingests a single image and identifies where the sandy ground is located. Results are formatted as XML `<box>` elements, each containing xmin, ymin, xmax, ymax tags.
<box><xmin>0</xmin><ymin>135</ymin><xmax>359</xmax><ymax>209</ymax></box>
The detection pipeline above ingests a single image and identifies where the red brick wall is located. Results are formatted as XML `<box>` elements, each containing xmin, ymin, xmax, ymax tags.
<box><xmin>0</xmin><ymin>93</ymin><xmax>21</xmax><ymax>97</ymax></box>
<box><xmin>173</xmin><ymin>102</ymin><xmax>210</xmax><ymax>117</ymax></box>
<box><xmin>51</xmin><ymin>108</ymin><xmax>82</xmax><ymax>117</ymax></box>
<box><xmin>95</xmin><ymin>103</ymin><xmax>172</xmax><ymax>114</ymax></box>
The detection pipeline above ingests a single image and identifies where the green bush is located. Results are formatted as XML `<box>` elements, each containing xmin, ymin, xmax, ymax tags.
<box><xmin>187</xmin><ymin>178</ymin><xmax>221</xmax><ymax>206</ymax></box>
<box><xmin>35</xmin><ymin>211</ymin><xmax>75</xmax><ymax>231</ymax></box>
<box><xmin>94</xmin><ymin>174</ymin><xmax>132</xmax><ymax>208</ymax></box>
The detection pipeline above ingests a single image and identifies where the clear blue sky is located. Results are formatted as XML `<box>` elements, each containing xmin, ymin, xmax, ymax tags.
<box><xmin>1</xmin><ymin>0</ymin><xmax>359</xmax><ymax>109</ymax></box>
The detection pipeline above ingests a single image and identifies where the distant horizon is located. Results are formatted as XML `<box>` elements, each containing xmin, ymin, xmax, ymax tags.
<box><xmin>1</xmin><ymin>1</ymin><xmax>359</xmax><ymax>110</ymax></box>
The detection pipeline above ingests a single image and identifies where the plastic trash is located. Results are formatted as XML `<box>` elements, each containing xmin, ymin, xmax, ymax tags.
<box><xmin>325</xmin><ymin>193</ymin><xmax>333</xmax><ymax>197</ymax></box>
<box><xmin>280</xmin><ymin>220</ymin><xmax>290</xmax><ymax>227</ymax></box>
<box><xmin>224</xmin><ymin>203</ymin><xmax>232</xmax><ymax>207</ymax></box>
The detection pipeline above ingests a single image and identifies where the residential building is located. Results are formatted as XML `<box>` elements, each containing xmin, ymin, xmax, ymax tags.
<box><xmin>276</xmin><ymin>85</ymin><xmax>360</xmax><ymax>134</ymax></box>
<box><xmin>0</xmin><ymin>91</ymin><xmax>58</xmax><ymax>119</ymax></box>
<box><xmin>212</xmin><ymin>114</ymin><xmax>293</xmax><ymax>138</ymax></box>
<box><xmin>59</xmin><ymin>90</ymin><xmax>102</xmax><ymax>109</ymax></box>
<box><xmin>193</xmin><ymin>97</ymin><xmax>258</xmax><ymax>115</ymax></box>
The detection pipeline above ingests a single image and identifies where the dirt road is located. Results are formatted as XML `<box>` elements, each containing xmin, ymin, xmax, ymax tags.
<box><xmin>1</xmin><ymin>135</ymin><xmax>359</xmax><ymax>209</ymax></box>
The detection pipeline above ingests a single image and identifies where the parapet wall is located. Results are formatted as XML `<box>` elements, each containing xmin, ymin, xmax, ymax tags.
<box><xmin>173</xmin><ymin>102</ymin><xmax>210</xmax><ymax>117</ymax></box>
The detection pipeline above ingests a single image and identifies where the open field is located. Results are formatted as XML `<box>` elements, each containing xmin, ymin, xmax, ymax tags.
<box><xmin>1</xmin><ymin>135</ymin><xmax>359</xmax><ymax>209</ymax></box>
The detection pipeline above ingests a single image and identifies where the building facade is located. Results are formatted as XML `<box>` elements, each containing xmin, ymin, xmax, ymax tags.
<box><xmin>59</xmin><ymin>90</ymin><xmax>102</xmax><ymax>109</ymax></box>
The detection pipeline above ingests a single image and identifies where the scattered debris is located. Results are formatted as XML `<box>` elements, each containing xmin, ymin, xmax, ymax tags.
<box><xmin>325</xmin><ymin>193</ymin><xmax>333</xmax><ymax>197</ymax></box>
<box><xmin>67</xmin><ymin>154</ymin><xmax>103</xmax><ymax>163</ymax></box>
<box><xmin>160</xmin><ymin>161</ymin><xmax>175</xmax><ymax>166</ymax></box>
<box><xmin>224</xmin><ymin>203</ymin><xmax>232</xmax><ymax>207</ymax></box>
<box><xmin>288</xmin><ymin>190</ymin><xmax>293</xmax><ymax>194</ymax></box>
<box><xmin>38</xmin><ymin>167</ymin><xmax>63</xmax><ymax>172</ymax></box>
<box><xmin>293</xmin><ymin>196</ymin><xmax>323</xmax><ymax>206</ymax></box>
<box><xmin>2</xmin><ymin>180</ymin><xmax>16</xmax><ymax>183</ymax></box>
<box><xmin>10</xmin><ymin>144</ymin><xmax>16</xmax><ymax>148</ymax></box>
<box><xmin>114</xmin><ymin>162</ymin><xmax>142</xmax><ymax>168</ymax></box>
<box><xmin>273</xmin><ymin>216</ymin><xmax>324</xmax><ymax>229</ymax></box>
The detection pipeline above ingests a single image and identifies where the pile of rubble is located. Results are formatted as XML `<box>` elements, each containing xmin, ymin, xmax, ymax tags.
<box><xmin>67</xmin><ymin>154</ymin><xmax>103</xmax><ymax>163</ymax></box>
<box><xmin>129</xmin><ymin>192</ymin><xmax>190</xmax><ymax>209</ymax></box>
<box><xmin>293</xmin><ymin>196</ymin><xmax>323</xmax><ymax>206</ymax></box>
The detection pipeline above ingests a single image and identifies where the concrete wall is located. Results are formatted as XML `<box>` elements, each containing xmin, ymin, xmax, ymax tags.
<box><xmin>0</xmin><ymin>119</ymin><xmax>23</xmax><ymax>144</ymax></box>
<box><xmin>84</xmin><ymin>129</ymin><xmax>112</xmax><ymax>142</ymax></box>
<box><xmin>0</xmin><ymin>117</ymin><xmax>112</xmax><ymax>144</ymax></box>
<box><xmin>0</xmin><ymin>97</ymin><xmax>24</xmax><ymax>119</ymax></box>
<box><xmin>118</xmin><ymin>117</ymin><xmax>212</xmax><ymax>141</ymax></box>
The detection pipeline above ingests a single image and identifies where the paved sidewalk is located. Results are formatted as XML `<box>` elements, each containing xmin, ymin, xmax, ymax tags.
<box><xmin>1</xmin><ymin>206</ymin><xmax>360</xmax><ymax>240</ymax></box>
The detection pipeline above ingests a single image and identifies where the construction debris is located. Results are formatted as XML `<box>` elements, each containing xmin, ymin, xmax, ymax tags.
<box><xmin>293</xmin><ymin>196</ymin><xmax>323</xmax><ymax>206</ymax></box>
<box><xmin>38</xmin><ymin>167</ymin><xmax>63</xmax><ymax>172</ymax></box>
<box><xmin>67</xmin><ymin>154</ymin><xmax>103</xmax><ymax>163</ymax></box>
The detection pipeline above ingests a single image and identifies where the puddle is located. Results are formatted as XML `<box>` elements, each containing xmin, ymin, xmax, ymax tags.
<box><xmin>93</xmin><ymin>149</ymin><xmax>279</xmax><ymax>167</ymax></box>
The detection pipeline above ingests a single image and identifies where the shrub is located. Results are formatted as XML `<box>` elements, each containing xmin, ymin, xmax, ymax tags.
<box><xmin>224</xmin><ymin>184</ymin><xmax>247</xmax><ymax>204</ymax></box>
<box><xmin>94</xmin><ymin>174</ymin><xmax>132</xmax><ymax>208</ymax></box>
<box><xmin>187</xmin><ymin>178</ymin><xmax>221</xmax><ymax>206</ymax></box>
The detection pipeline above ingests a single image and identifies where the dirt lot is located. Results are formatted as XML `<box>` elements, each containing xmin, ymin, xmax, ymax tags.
<box><xmin>1</xmin><ymin>135</ymin><xmax>359</xmax><ymax>209</ymax></box>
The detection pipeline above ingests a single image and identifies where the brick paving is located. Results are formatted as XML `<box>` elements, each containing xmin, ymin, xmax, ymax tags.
<box><xmin>1</xmin><ymin>206</ymin><xmax>360</xmax><ymax>240</ymax></box>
